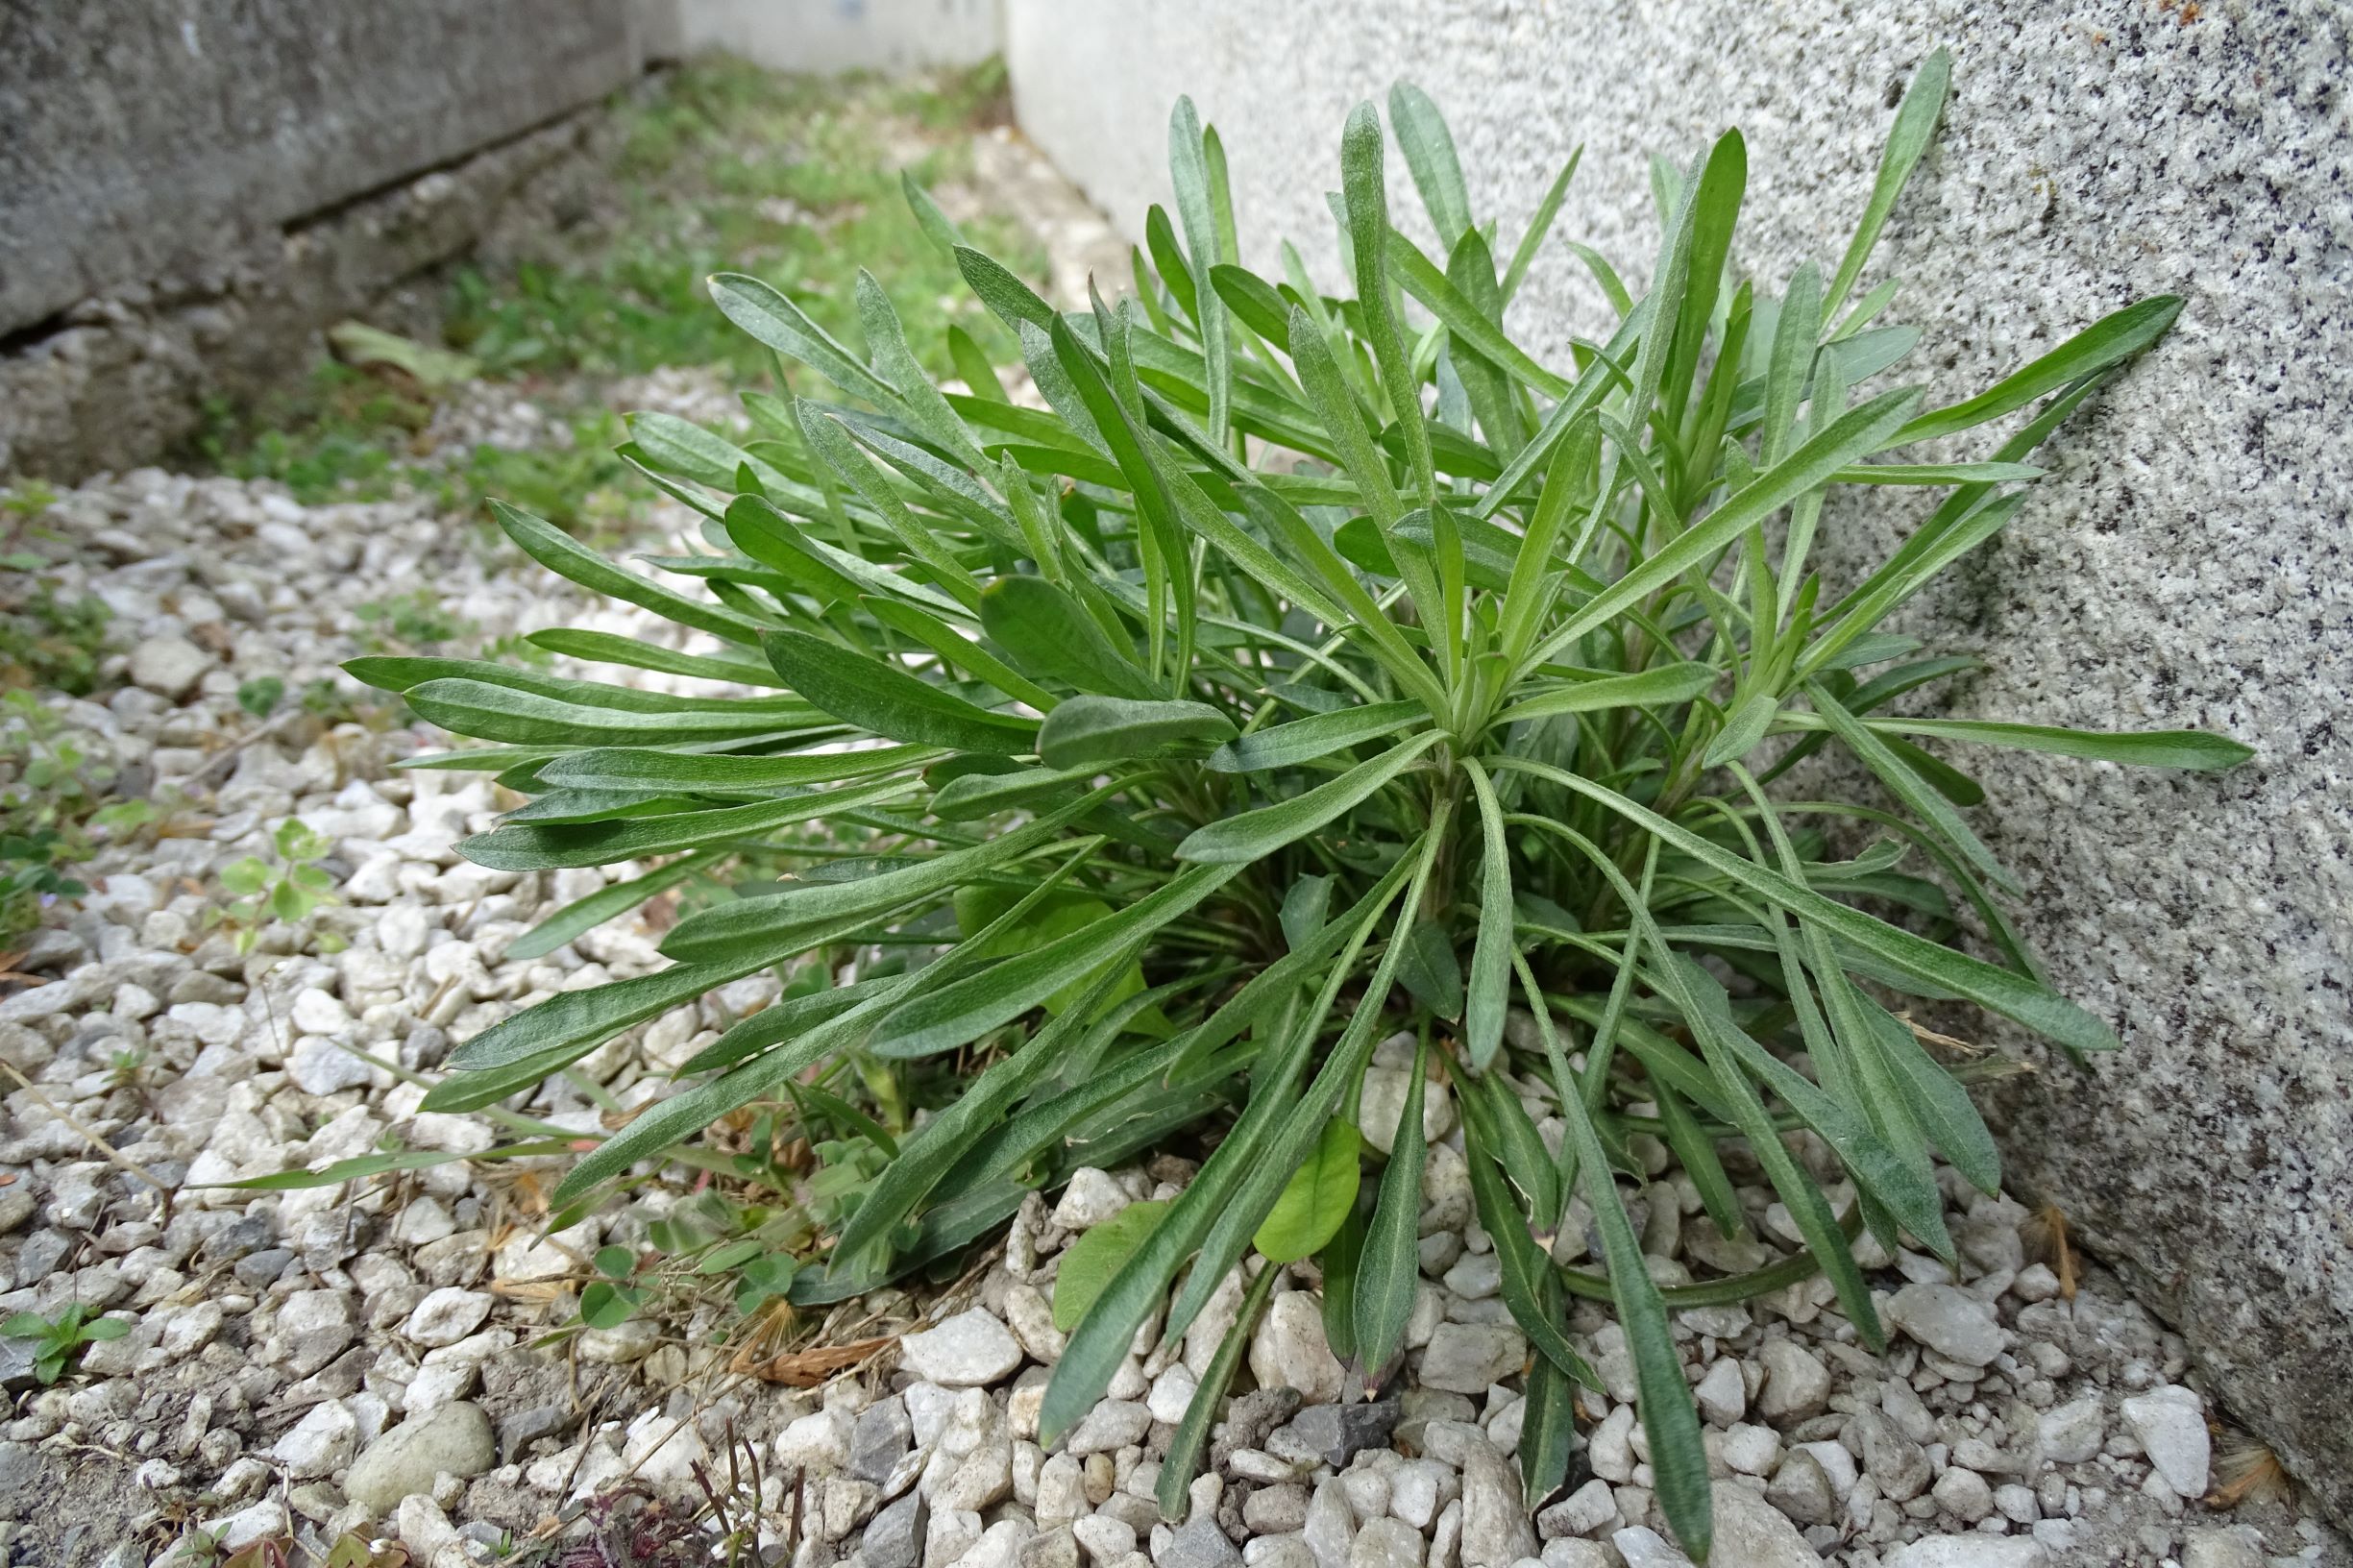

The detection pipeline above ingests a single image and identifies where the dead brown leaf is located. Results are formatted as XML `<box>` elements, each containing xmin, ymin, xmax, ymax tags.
<box><xmin>743</xmin><ymin>1333</ymin><xmax>897</xmax><ymax>1386</ymax></box>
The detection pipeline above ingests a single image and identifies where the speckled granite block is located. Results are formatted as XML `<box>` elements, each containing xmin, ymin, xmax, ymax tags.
<box><xmin>1008</xmin><ymin>0</ymin><xmax>2352</xmax><ymax>1521</ymax></box>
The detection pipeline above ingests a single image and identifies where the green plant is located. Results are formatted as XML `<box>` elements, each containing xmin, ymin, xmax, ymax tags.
<box><xmin>237</xmin><ymin>675</ymin><xmax>286</xmax><ymax>720</ymax></box>
<box><xmin>2</xmin><ymin>1304</ymin><xmax>130</xmax><ymax>1384</ymax></box>
<box><xmin>0</xmin><ymin>579</ymin><xmax>110</xmax><ymax>698</ymax></box>
<box><xmin>215</xmin><ymin>819</ymin><xmax>338</xmax><ymax>953</ymax></box>
<box><xmin>374</xmin><ymin>54</ymin><xmax>2246</xmax><ymax>1558</ymax></box>
<box><xmin>0</xmin><ymin>692</ymin><xmax>152</xmax><ymax>944</ymax></box>
<box><xmin>353</xmin><ymin>590</ymin><xmax>475</xmax><ymax>652</ymax></box>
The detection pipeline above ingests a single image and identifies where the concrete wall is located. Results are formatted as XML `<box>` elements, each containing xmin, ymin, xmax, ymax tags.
<box><xmin>0</xmin><ymin>0</ymin><xmax>655</xmax><ymax>340</ymax></box>
<box><xmin>1006</xmin><ymin>0</ymin><xmax>2353</xmax><ymax>1522</ymax></box>
<box><xmin>679</xmin><ymin>0</ymin><xmax>1002</xmax><ymax>73</ymax></box>
<box><xmin>0</xmin><ymin>0</ymin><xmax>668</xmax><ymax>481</ymax></box>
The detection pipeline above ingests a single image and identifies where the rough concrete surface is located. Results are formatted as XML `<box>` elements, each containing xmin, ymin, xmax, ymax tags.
<box><xmin>1006</xmin><ymin>0</ymin><xmax>2353</xmax><ymax>1524</ymax></box>
<box><xmin>679</xmin><ymin>0</ymin><xmax>1002</xmax><ymax>73</ymax></box>
<box><xmin>0</xmin><ymin>0</ymin><xmax>650</xmax><ymax>336</ymax></box>
<box><xmin>0</xmin><ymin>106</ymin><xmax>626</xmax><ymax>483</ymax></box>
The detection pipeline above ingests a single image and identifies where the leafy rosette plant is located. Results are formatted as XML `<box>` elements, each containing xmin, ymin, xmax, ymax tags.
<box><xmin>357</xmin><ymin>51</ymin><xmax>2247</xmax><ymax>1557</ymax></box>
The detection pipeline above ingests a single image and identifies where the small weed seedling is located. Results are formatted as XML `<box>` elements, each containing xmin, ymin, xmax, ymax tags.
<box><xmin>215</xmin><ymin>819</ymin><xmax>339</xmax><ymax>954</ymax></box>
<box><xmin>2</xmin><ymin>1304</ymin><xmax>130</xmax><ymax>1384</ymax></box>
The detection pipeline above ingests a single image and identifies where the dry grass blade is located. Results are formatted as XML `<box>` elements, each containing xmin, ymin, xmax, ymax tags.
<box><xmin>2206</xmin><ymin>1431</ymin><xmax>2292</xmax><ymax>1508</ymax></box>
<box><xmin>2024</xmin><ymin>1201</ymin><xmax>2079</xmax><ymax>1300</ymax></box>
<box><xmin>741</xmin><ymin>1332</ymin><xmax>898</xmax><ymax>1386</ymax></box>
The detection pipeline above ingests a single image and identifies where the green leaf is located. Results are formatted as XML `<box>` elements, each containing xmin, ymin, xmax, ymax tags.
<box><xmin>1177</xmin><ymin>731</ymin><xmax>1440</xmax><ymax>864</ymax></box>
<box><xmin>1386</xmin><ymin>232</ymin><xmax>1572</xmax><ymax>397</ymax></box>
<box><xmin>1458</xmin><ymin>1100</ymin><xmax>1595</xmax><ymax>1388</ymax></box>
<box><xmin>1894</xmin><ymin>296</ymin><xmax>2182</xmax><ymax>446</ymax></box>
<box><xmin>502</xmin><ymin>502</ymin><xmax>770</xmax><ymax>645</ymax></box>
<box><xmin>579</xmin><ymin>1281</ymin><xmax>642</xmax><ymax>1331</ymax></box>
<box><xmin>1495</xmin><ymin>755</ymin><xmax>2121</xmax><ymax>1056</ymax></box>
<box><xmin>1497</xmin><ymin>663</ymin><xmax>1719</xmax><ymax>726</ymax></box>
<box><xmin>870</xmin><ymin>864</ymin><xmax>1240</xmax><ymax>1058</ymax></box>
<box><xmin>1352</xmin><ymin>1034</ymin><xmax>1428</xmax><ymax>1385</ymax></box>
<box><xmin>1396</xmin><ymin>920</ymin><xmax>1463</xmax><ymax>1021</ymax></box>
<box><xmin>709</xmin><ymin>272</ymin><xmax>899</xmax><ymax>408</ymax></box>
<box><xmin>981</xmin><ymin>576</ymin><xmax>1158</xmax><ymax>699</ymax></box>
<box><xmin>1532</xmin><ymin>385</ymin><xmax>1924</xmax><ymax>669</ymax></box>
<box><xmin>660</xmin><ymin>791</ymin><xmax>1112</xmax><ymax>965</ymax></box>
<box><xmin>1340</xmin><ymin>102</ymin><xmax>1437</xmax><ymax>507</ymax></box>
<box><xmin>1037</xmin><ymin>696</ymin><xmax>1237</xmax><ymax>768</ymax></box>
<box><xmin>1168</xmin><ymin>97</ymin><xmax>1233</xmax><ymax>446</ymax></box>
<box><xmin>1461</xmin><ymin>760</ymin><xmax>1515</xmax><ymax>1069</ymax></box>
<box><xmin>506</xmin><ymin>858</ymin><xmax>700</xmax><ymax>962</ymax></box>
<box><xmin>900</xmin><ymin>171</ymin><xmax>966</xmax><ymax>254</ymax></box>
<box><xmin>1156</xmin><ymin>1262</ymin><xmax>1277</xmax><ymax>1521</ymax></box>
<box><xmin>1826</xmin><ymin>47</ymin><xmax>1951</xmax><ymax>317</ymax></box>
<box><xmin>1850</xmin><ymin>717</ymin><xmax>2253</xmax><ymax>772</ymax></box>
<box><xmin>1253</xmin><ymin>1116</ymin><xmax>1362</xmax><ymax>1263</ymax></box>
<box><xmin>460</xmin><ymin>776</ymin><xmax>913</xmax><ymax>871</ymax></box>
<box><xmin>1502</xmin><ymin>147</ymin><xmax>1581</xmax><ymax>303</ymax></box>
<box><xmin>1510</xmin><ymin>954</ymin><xmax>1711</xmax><ymax>1561</ymax></box>
<box><xmin>763</xmin><ymin>628</ymin><xmax>1038</xmax><ymax>753</ymax></box>
<box><xmin>540</xmin><ymin>743</ymin><xmax>933</xmax><ymax>798</ymax></box>
<box><xmin>1387</xmin><ymin>83</ymin><xmax>1472</xmax><ymax>249</ymax></box>
<box><xmin>1052</xmin><ymin>1200</ymin><xmax>1171</xmax><ymax>1332</ymax></box>
<box><xmin>1706</xmin><ymin>692</ymin><xmax>1779</xmax><ymax>769</ymax></box>
<box><xmin>1207</xmin><ymin>701</ymin><xmax>1424</xmax><ymax>773</ymax></box>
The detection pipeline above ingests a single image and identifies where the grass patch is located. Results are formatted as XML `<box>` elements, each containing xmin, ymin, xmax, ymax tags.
<box><xmin>195</xmin><ymin>57</ymin><xmax>1044</xmax><ymax>514</ymax></box>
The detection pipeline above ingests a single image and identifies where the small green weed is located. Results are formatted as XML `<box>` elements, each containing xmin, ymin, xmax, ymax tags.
<box><xmin>214</xmin><ymin>819</ymin><xmax>338</xmax><ymax>954</ymax></box>
<box><xmin>2</xmin><ymin>1304</ymin><xmax>130</xmax><ymax>1384</ymax></box>
<box><xmin>0</xmin><ymin>691</ymin><xmax>154</xmax><ymax>946</ymax></box>
<box><xmin>353</xmin><ymin>590</ymin><xmax>475</xmax><ymax>651</ymax></box>
<box><xmin>0</xmin><ymin>578</ymin><xmax>111</xmax><ymax>698</ymax></box>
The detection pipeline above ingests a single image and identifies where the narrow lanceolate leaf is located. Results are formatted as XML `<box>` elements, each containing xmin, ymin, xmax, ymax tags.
<box><xmin>1177</xmin><ymin>731</ymin><xmax>1441</xmax><ymax>864</ymax></box>
<box><xmin>1845</xmin><ymin>718</ymin><xmax>2253</xmax><ymax>772</ymax></box>
<box><xmin>1495</xmin><ymin>756</ymin><xmax>2122</xmax><ymax>1056</ymax></box>
<box><xmin>1387</xmin><ymin>82</ymin><xmax>1472</xmax><ymax>249</ymax></box>
<box><xmin>1385</xmin><ymin>233</ymin><xmax>1571</xmax><ymax>398</ymax></box>
<box><xmin>1510</xmin><ymin>954</ymin><xmax>1710</xmax><ymax>1561</ymax></box>
<box><xmin>708</xmin><ymin>272</ymin><xmax>899</xmax><ymax>408</ymax></box>
<box><xmin>1352</xmin><ymin>1034</ymin><xmax>1428</xmax><ymax>1387</ymax></box>
<box><xmin>1155</xmin><ymin>1262</ymin><xmax>1277</xmax><ymax>1522</ymax></box>
<box><xmin>1208</xmin><ymin>701</ymin><xmax>1425</xmax><ymax>773</ymax></box>
<box><xmin>493</xmin><ymin>502</ymin><xmax>767</xmax><ymax>645</ymax></box>
<box><xmin>1497</xmin><ymin>663</ymin><xmax>1719</xmax><ymax>727</ymax></box>
<box><xmin>1340</xmin><ymin>102</ymin><xmax>1436</xmax><ymax>506</ymax></box>
<box><xmin>506</xmin><ymin>857</ymin><xmax>701</xmax><ymax>962</ymax></box>
<box><xmin>524</xmin><ymin>628</ymin><xmax>783</xmax><ymax>688</ymax></box>
<box><xmin>404</xmin><ymin>680</ymin><xmax>820</xmax><ymax>747</ymax></box>
<box><xmin>1529</xmin><ymin>385</ymin><xmax>1925</xmax><ymax>669</ymax></box>
<box><xmin>1892</xmin><ymin>296</ymin><xmax>2182</xmax><ymax>446</ymax></box>
<box><xmin>540</xmin><ymin>744</ymin><xmax>935</xmax><ymax>797</ymax></box>
<box><xmin>1806</xmin><ymin>680</ymin><xmax>2015</xmax><ymax>894</ymax></box>
<box><xmin>1826</xmin><ymin>46</ymin><xmax>1951</xmax><ymax>317</ymax></box>
<box><xmin>981</xmin><ymin>576</ymin><xmax>1158</xmax><ymax>699</ymax></box>
<box><xmin>1038</xmin><ymin>697</ymin><xmax>1236</xmax><ymax>769</ymax></box>
<box><xmin>1458</xmin><ymin>1104</ymin><xmax>1596</xmax><ymax>1388</ymax></box>
<box><xmin>445</xmin><ymin>961</ymin><xmax>746</xmax><ymax>1078</ymax></box>
<box><xmin>1254</xmin><ymin>1116</ymin><xmax>1362</xmax><ymax>1263</ymax></box>
<box><xmin>1461</xmin><ymin>761</ymin><xmax>1514</xmax><ymax>1070</ymax></box>
<box><xmin>460</xmin><ymin>775</ymin><xmax>915</xmax><ymax>871</ymax></box>
<box><xmin>1705</xmin><ymin>691</ymin><xmax>1779</xmax><ymax>769</ymax></box>
<box><xmin>1862</xmin><ymin>1000</ymin><xmax>2001</xmax><ymax>1195</ymax></box>
<box><xmin>660</xmin><ymin>793</ymin><xmax>1112</xmax><ymax>964</ymax></box>
<box><xmin>1168</xmin><ymin>96</ymin><xmax>1233</xmax><ymax>446</ymax></box>
<box><xmin>870</xmin><ymin>864</ymin><xmax>1240</xmax><ymax>1058</ymax></box>
<box><xmin>762</xmin><ymin>628</ymin><xmax>1038</xmax><ymax>754</ymax></box>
